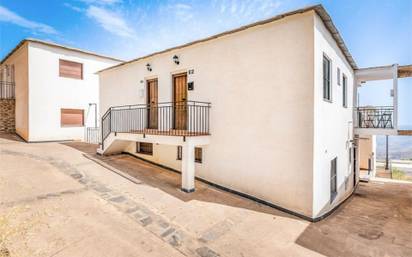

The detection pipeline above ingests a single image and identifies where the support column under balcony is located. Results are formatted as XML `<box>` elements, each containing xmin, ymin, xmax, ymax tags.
<box><xmin>181</xmin><ymin>141</ymin><xmax>195</xmax><ymax>193</ymax></box>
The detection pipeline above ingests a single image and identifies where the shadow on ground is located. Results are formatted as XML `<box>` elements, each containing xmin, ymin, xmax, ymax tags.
<box><xmin>296</xmin><ymin>182</ymin><xmax>412</xmax><ymax>257</ymax></box>
<box><xmin>62</xmin><ymin>141</ymin><xmax>299</xmax><ymax>219</ymax></box>
<box><xmin>63</xmin><ymin>142</ymin><xmax>412</xmax><ymax>257</ymax></box>
<box><xmin>0</xmin><ymin>133</ymin><xmax>24</xmax><ymax>142</ymax></box>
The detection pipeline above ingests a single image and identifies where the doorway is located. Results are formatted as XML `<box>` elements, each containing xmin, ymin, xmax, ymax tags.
<box><xmin>173</xmin><ymin>73</ymin><xmax>187</xmax><ymax>130</ymax></box>
<box><xmin>147</xmin><ymin>79</ymin><xmax>158</xmax><ymax>129</ymax></box>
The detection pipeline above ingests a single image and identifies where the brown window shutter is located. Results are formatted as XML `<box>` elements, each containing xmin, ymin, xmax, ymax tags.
<box><xmin>59</xmin><ymin>59</ymin><xmax>83</xmax><ymax>79</ymax></box>
<box><xmin>61</xmin><ymin>109</ymin><xmax>84</xmax><ymax>127</ymax></box>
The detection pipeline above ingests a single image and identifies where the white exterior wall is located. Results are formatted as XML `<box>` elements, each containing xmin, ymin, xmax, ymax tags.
<box><xmin>312</xmin><ymin>14</ymin><xmax>355</xmax><ymax>218</ymax></box>
<box><xmin>101</xmin><ymin>12</ymin><xmax>316</xmax><ymax>217</ymax></box>
<box><xmin>27</xmin><ymin>42</ymin><xmax>119</xmax><ymax>142</ymax></box>
<box><xmin>1</xmin><ymin>43</ymin><xmax>29</xmax><ymax>140</ymax></box>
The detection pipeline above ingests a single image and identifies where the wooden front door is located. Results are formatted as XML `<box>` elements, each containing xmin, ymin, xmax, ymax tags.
<box><xmin>147</xmin><ymin>79</ymin><xmax>158</xmax><ymax>129</ymax></box>
<box><xmin>173</xmin><ymin>73</ymin><xmax>187</xmax><ymax>130</ymax></box>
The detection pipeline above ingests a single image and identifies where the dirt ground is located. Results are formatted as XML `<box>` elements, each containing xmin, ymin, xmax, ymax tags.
<box><xmin>0</xmin><ymin>134</ymin><xmax>411</xmax><ymax>257</ymax></box>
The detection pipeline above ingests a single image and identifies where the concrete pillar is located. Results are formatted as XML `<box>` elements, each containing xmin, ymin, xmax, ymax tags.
<box><xmin>392</xmin><ymin>64</ymin><xmax>398</xmax><ymax>130</ymax></box>
<box><xmin>181</xmin><ymin>141</ymin><xmax>195</xmax><ymax>193</ymax></box>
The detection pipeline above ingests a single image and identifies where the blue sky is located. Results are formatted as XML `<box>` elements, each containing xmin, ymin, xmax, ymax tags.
<box><xmin>0</xmin><ymin>0</ymin><xmax>411</xmax><ymax>125</ymax></box>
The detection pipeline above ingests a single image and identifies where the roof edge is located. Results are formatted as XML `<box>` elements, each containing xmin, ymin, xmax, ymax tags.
<box><xmin>1</xmin><ymin>38</ymin><xmax>124</xmax><ymax>65</ymax></box>
<box><xmin>98</xmin><ymin>4</ymin><xmax>357</xmax><ymax>74</ymax></box>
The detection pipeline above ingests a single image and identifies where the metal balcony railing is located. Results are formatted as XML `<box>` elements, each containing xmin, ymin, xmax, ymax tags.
<box><xmin>356</xmin><ymin>106</ymin><xmax>394</xmax><ymax>129</ymax></box>
<box><xmin>0</xmin><ymin>81</ymin><xmax>15</xmax><ymax>99</ymax></box>
<box><xmin>101</xmin><ymin>101</ymin><xmax>211</xmax><ymax>148</ymax></box>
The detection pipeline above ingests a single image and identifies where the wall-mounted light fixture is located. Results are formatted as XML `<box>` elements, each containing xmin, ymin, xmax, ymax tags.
<box><xmin>173</xmin><ymin>55</ymin><xmax>180</xmax><ymax>65</ymax></box>
<box><xmin>146</xmin><ymin>63</ymin><xmax>152</xmax><ymax>72</ymax></box>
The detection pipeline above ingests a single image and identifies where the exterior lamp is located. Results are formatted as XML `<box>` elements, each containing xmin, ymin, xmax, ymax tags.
<box><xmin>173</xmin><ymin>55</ymin><xmax>180</xmax><ymax>65</ymax></box>
<box><xmin>146</xmin><ymin>63</ymin><xmax>152</xmax><ymax>72</ymax></box>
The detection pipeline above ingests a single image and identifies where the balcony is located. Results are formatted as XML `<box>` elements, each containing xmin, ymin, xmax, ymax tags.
<box><xmin>356</xmin><ymin>106</ymin><xmax>394</xmax><ymax>129</ymax></box>
<box><xmin>0</xmin><ymin>81</ymin><xmax>15</xmax><ymax>99</ymax></box>
<box><xmin>101</xmin><ymin>101</ymin><xmax>211</xmax><ymax>148</ymax></box>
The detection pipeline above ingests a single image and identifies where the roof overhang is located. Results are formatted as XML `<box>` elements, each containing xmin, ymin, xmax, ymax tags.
<box><xmin>1</xmin><ymin>38</ymin><xmax>124</xmax><ymax>65</ymax></box>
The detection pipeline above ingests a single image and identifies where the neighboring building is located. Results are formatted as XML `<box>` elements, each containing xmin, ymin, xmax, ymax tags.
<box><xmin>0</xmin><ymin>39</ymin><xmax>122</xmax><ymax>142</ymax></box>
<box><xmin>96</xmin><ymin>5</ymin><xmax>410</xmax><ymax>221</ymax></box>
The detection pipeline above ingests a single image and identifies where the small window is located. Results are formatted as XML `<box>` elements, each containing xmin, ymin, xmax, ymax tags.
<box><xmin>330</xmin><ymin>157</ymin><xmax>337</xmax><ymax>203</ymax></box>
<box><xmin>323</xmin><ymin>54</ymin><xmax>332</xmax><ymax>101</ymax></box>
<box><xmin>59</xmin><ymin>59</ymin><xmax>83</xmax><ymax>79</ymax></box>
<box><xmin>177</xmin><ymin>146</ymin><xmax>182</xmax><ymax>160</ymax></box>
<box><xmin>342</xmin><ymin>74</ymin><xmax>347</xmax><ymax>108</ymax></box>
<box><xmin>337</xmin><ymin>67</ymin><xmax>341</xmax><ymax>85</ymax></box>
<box><xmin>61</xmin><ymin>109</ymin><xmax>84</xmax><ymax>127</ymax></box>
<box><xmin>195</xmin><ymin>147</ymin><xmax>202</xmax><ymax>163</ymax></box>
<box><xmin>137</xmin><ymin>142</ymin><xmax>153</xmax><ymax>155</ymax></box>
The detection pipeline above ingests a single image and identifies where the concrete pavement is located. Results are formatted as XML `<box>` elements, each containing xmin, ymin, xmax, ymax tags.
<box><xmin>1</xmin><ymin>134</ymin><xmax>411</xmax><ymax>257</ymax></box>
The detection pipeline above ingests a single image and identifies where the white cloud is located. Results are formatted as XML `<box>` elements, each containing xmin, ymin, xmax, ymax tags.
<box><xmin>86</xmin><ymin>5</ymin><xmax>136</xmax><ymax>39</ymax></box>
<box><xmin>80</xmin><ymin>0</ymin><xmax>122</xmax><ymax>5</ymax></box>
<box><xmin>172</xmin><ymin>3</ymin><xmax>194</xmax><ymax>22</ymax></box>
<box><xmin>0</xmin><ymin>5</ymin><xmax>58</xmax><ymax>34</ymax></box>
<box><xmin>64</xmin><ymin>3</ymin><xmax>83</xmax><ymax>12</ymax></box>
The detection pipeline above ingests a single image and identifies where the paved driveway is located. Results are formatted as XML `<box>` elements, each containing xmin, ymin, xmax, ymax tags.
<box><xmin>0</xmin><ymin>134</ymin><xmax>411</xmax><ymax>257</ymax></box>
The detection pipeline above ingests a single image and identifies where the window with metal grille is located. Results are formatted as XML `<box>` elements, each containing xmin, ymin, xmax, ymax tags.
<box><xmin>177</xmin><ymin>146</ymin><xmax>182</xmax><ymax>160</ymax></box>
<box><xmin>330</xmin><ymin>157</ymin><xmax>337</xmax><ymax>203</ymax></box>
<box><xmin>59</xmin><ymin>59</ymin><xmax>83</xmax><ymax>79</ymax></box>
<box><xmin>342</xmin><ymin>74</ymin><xmax>347</xmax><ymax>108</ymax></box>
<box><xmin>195</xmin><ymin>147</ymin><xmax>202</xmax><ymax>163</ymax></box>
<box><xmin>323</xmin><ymin>54</ymin><xmax>332</xmax><ymax>101</ymax></box>
<box><xmin>137</xmin><ymin>142</ymin><xmax>153</xmax><ymax>155</ymax></box>
<box><xmin>61</xmin><ymin>109</ymin><xmax>84</xmax><ymax>127</ymax></box>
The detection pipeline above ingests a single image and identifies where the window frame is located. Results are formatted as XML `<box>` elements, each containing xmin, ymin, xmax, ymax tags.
<box><xmin>195</xmin><ymin>147</ymin><xmax>202</xmax><ymax>163</ymax></box>
<box><xmin>177</xmin><ymin>146</ymin><xmax>182</xmax><ymax>160</ymax></box>
<box><xmin>323</xmin><ymin>54</ymin><xmax>332</xmax><ymax>102</ymax></box>
<box><xmin>342</xmin><ymin>73</ymin><xmax>348</xmax><ymax>108</ymax></box>
<box><xmin>60</xmin><ymin>108</ymin><xmax>84</xmax><ymax>127</ymax></box>
<box><xmin>330</xmin><ymin>157</ymin><xmax>338</xmax><ymax>203</ymax></box>
<box><xmin>136</xmin><ymin>142</ymin><xmax>153</xmax><ymax>155</ymax></box>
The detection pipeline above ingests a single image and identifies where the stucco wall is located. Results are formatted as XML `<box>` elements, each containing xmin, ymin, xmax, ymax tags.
<box><xmin>312</xmin><ymin>14</ymin><xmax>355</xmax><ymax>218</ymax></box>
<box><xmin>1</xmin><ymin>43</ymin><xmax>29</xmax><ymax>140</ymax></box>
<box><xmin>359</xmin><ymin>135</ymin><xmax>375</xmax><ymax>170</ymax></box>
<box><xmin>100</xmin><ymin>12</ymin><xmax>316</xmax><ymax>217</ymax></box>
<box><xmin>27</xmin><ymin>42</ymin><xmax>120</xmax><ymax>142</ymax></box>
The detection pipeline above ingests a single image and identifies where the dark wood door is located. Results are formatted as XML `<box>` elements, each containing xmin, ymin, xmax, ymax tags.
<box><xmin>173</xmin><ymin>73</ymin><xmax>187</xmax><ymax>130</ymax></box>
<box><xmin>147</xmin><ymin>79</ymin><xmax>158</xmax><ymax>129</ymax></box>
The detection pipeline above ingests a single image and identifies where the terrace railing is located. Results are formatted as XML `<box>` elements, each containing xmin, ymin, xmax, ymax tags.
<box><xmin>356</xmin><ymin>106</ymin><xmax>394</xmax><ymax>129</ymax></box>
<box><xmin>0</xmin><ymin>81</ymin><xmax>15</xmax><ymax>99</ymax></box>
<box><xmin>101</xmin><ymin>101</ymin><xmax>211</xmax><ymax>148</ymax></box>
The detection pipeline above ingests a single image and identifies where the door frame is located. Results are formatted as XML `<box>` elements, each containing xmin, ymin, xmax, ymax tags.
<box><xmin>172</xmin><ymin>72</ymin><xmax>188</xmax><ymax>130</ymax></box>
<box><xmin>146</xmin><ymin>78</ymin><xmax>158</xmax><ymax>129</ymax></box>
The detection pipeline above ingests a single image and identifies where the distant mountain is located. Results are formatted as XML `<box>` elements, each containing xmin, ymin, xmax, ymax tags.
<box><xmin>376</xmin><ymin>126</ymin><xmax>412</xmax><ymax>160</ymax></box>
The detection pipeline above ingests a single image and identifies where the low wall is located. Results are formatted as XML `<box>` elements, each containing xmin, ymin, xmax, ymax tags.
<box><xmin>0</xmin><ymin>99</ymin><xmax>15</xmax><ymax>132</ymax></box>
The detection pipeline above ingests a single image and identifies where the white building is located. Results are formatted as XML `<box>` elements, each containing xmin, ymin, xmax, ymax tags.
<box><xmin>0</xmin><ymin>39</ymin><xmax>122</xmax><ymax>142</ymax></box>
<box><xmin>95</xmin><ymin>5</ymin><xmax>409</xmax><ymax>221</ymax></box>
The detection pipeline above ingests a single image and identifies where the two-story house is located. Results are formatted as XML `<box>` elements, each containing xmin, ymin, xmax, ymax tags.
<box><xmin>96</xmin><ymin>4</ymin><xmax>410</xmax><ymax>221</ymax></box>
<box><xmin>0</xmin><ymin>39</ymin><xmax>122</xmax><ymax>142</ymax></box>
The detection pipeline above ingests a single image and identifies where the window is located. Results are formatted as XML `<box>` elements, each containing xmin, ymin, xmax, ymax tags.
<box><xmin>59</xmin><ymin>59</ymin><xmax>83</xmax><ymax>79</ymax></box>
<box><xmin>342</xmin><ymin>74</ymin><xmax>347</xmax><ymax>108</ymax></box>
<box><xmin>177</xmin><ymin>146</ymin><xmax>182</xmax><ymax>160</ymax></box>
<box><xmin>337</xmin><ymin>67</ymin><xmax>341</xmax><ymax>85</ymax></box>
<box><xmin>195</xmin><ymin>147</ymin><xmax>202</xmax><ymax>163</ymax></box>
<box><xmin>136</xmin><ymin>142</ymin><xmax>153</xmax><ymax>155</ymax></box>
<box><xmin>323</xmin><ymin>55</ymin><xmax>332</xmax><ymax>101</ymax></box>
<box><xmin>61</xmin><ymin>109</ymin><xmax>84</xmax><ymax>127</ymax></box>
<box><xmin>330</xmin><ymin>157</ymin><xmax>337</xmax><ymax>203</ymax></box>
